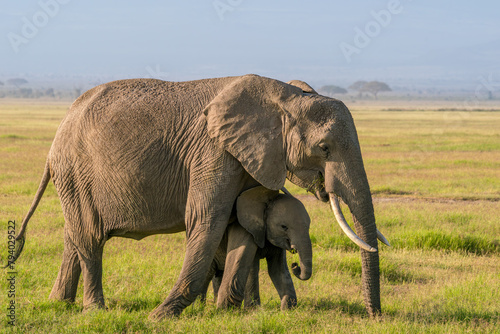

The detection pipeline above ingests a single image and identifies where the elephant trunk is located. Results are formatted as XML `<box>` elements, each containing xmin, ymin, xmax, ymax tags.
<box><xmin>352</xmin><ymin>202</ymin><xmax>381</xmax><ymax>317</ymax></box>
<box><xmin>290</xmin><ymin>236</ymin><xmax>313</xmax><ymax>280</ymax></box>
<box><xmin>324</xmin><ymin>161</ymin><xmax>382</xmax><ymax>316</ymax></box>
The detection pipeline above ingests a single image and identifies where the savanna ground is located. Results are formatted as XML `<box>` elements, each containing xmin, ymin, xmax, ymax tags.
<box><xmin>0</xmin><ymin>98</ymin><xmax>499</xmax><ymax>333</ymax></box>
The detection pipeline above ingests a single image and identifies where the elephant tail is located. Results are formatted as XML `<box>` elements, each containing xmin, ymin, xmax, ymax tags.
<box><xmin>3</xmin><ymin>160</ymin><xmax>51</xmax><ymax>268</ymax></box>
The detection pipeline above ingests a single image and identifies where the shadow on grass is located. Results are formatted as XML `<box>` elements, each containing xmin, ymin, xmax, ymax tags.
<box><xmin>106</xmin><ymin>297</ymin><xmax>162</xmax><ymax>312</ymax></box>
<box><xmin>371</xmin><ymin>187</ymin><xmax>413</xmax><ymax>196</ymax></box>
<box><xmin>0</xmin><ymin>134</ymin><xmax>29</xmax><ymax>139</ymax></box>
<box><xmin>30</xmin><ymin>300</ymin><xmax>83</xmax><ymax>315</ymax></box>
<box><xmin>307</xmin><ymin>296</ymin><xmax>497</xmax><ymax>324</ymax></box>
<box><xmin>309</xmin><ymin>297</ymin><xmax>367</xmax><ymax>316</ymax></box>
<box><xmin>37</xmin><ymin>297</ymin><xmax>498</xmax><ymax>329</ymax></box>
<box><xmin>336</xmin><ymin>256</ymin><xmax>425</xmax><ymax>284</ymax></box>
<box><xmin>433</xmin><ymin>308</ymin><xmax>499</xmax><ymax>323</ymax></box>
<box><xmin>382</xmin><ymin>307</ymin><xmax>499</xmax><ymax>326</ymax></box>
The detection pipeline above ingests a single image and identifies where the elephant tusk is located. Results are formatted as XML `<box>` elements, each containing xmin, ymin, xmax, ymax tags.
<box><xmin>377</xmin><ymin>229</ymin><xmax>391</xmax><ymax>247</ymax></box>
<box><xmin>329</xmin><ymin>194</ymin><xmax>377</xmax><ymax>253</ymax></box>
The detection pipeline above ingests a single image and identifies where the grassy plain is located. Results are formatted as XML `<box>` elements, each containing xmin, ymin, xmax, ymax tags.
<box><xmin>0</xmin><ymin>100</ymin><xmax>499</xmax><ymax>333</ymax></box>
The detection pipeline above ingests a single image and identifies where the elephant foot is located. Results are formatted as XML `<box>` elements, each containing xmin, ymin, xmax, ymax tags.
<box><xmin>217</xmin><ymin>288</ymin><xmax>244</xmax><ymax>310</ymax></box>
<box><xmin>49</xmin><ymin>261</ymin><xmax>81</xmax><ymax>303</ymax></box>
<box><xmin>49</xmin><ymin>288</ymin><xmax>76</xmax><ymax>303</ymax></box>
<box><xmin>280</xmin><ymin>295</ymin><xmax>297</xmax><ymax>310</ymax></box>
<box><xmin>198</xmin><ymin>292</ymin><xmax>207</xmax><ymax>304</ymax></box>
<box><xmin>148</xmin><ymin>303</ymin><xmax>182</xmax><ymax>321</ymax></box>
<box><xmin>217</xmin><ymin>295</ymin><xmax>243</xmax><ymax>310</ymax></box>
<box><xmin>82</xmin><ymin>301</ymin><xmax>106</xmax><ymax>314</ymax></box>
<box><xmin>217</xmin><ymin>301</ymin><xmax>239</xmax><ymax>310</ymax></box>
<box><xmin>243</xmin><ymin>298</ymin><xmax>260</xmax><ymax>309</ymax></box>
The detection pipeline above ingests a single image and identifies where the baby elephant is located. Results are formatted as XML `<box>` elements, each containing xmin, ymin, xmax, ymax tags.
<box><xmin>203</xmin><ymin>186</ymin><xmax>312</xmax><ymax>310</ymax></box>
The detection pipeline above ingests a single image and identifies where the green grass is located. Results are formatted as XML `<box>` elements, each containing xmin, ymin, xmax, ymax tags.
<box><xmin>1</xmin><ymin>101</ymin><xmax>499</xmax><ymax>333</ymax></box>
<box><xmin>351</xmin><ymin>110</ymin><xmax>500</xmax><ymax>200</ymax></box>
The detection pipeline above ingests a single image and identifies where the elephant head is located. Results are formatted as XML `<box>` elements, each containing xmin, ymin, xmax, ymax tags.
<box><xmin>204</xmin><ymin>74</ymin><xmax>389</xmax><ymax>316</ymax></box>
<box><xmin>236</xmin><ymin>186</ymin><xmax>312</xmax><ymax>280</ymax></box>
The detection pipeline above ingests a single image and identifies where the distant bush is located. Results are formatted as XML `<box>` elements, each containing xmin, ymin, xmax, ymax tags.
<box><xmin>6</xmin><ymin>78</ymin><xmax>28</xmax><ymax>87</ymax></box>
<box><xmin>44</xmin><ymin>88</ymin><xmax>55</xmax><ymax>97</ymax></box>
<box><xmin>19</xmin><ymin>88</ymin><xmax>33</xmax><ymax>98</ymax></box>
<box><xmin>0</xmin><ymin>87</ymin><xmax>76</xmax><ymax>99</ymax></box>
<box><xmin>318</xmin><ymin>85</ymin><xmax>348</xmax><ymax>97</ymax></box>
<box><xmin>348</xmin><ymin>80</ymin><xmax>392</xmax><ymax>99</ymax></box>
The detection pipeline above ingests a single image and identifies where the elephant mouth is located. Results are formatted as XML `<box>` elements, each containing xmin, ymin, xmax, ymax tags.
<box><xmin>313</xmin><ymin>172</ymin><xmax>329</xmax><ymax>202</ymax></box>
<box><xmin>315</xmin><ymin>188</ymin><xmax>329</xmax><ymax>202</ymax></box>
<box><xmin>285</xmin><ymin>239</ymin><xmax>297</xmax><ymax>254</ymax></box>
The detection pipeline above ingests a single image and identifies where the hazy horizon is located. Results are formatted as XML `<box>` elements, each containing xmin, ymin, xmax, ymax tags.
<box><xmin>2</xmin><ymin>1</ymin><xmax>499</xmax><ymax>91</ymax></box>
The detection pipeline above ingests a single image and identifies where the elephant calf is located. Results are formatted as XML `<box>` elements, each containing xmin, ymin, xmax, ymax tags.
<box><xmin>202</xmin><ymin>186</ymin><xmax>312</xmax><ymax>310</ymax></box>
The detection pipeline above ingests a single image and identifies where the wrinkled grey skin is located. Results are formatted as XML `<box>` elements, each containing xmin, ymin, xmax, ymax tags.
<box><xmin>15</xmin><ymin>74</ymin><xmax>380</xmax><ymax>319</ymax></box>
<box><xmin>201</xmin><ymin>186</ymin><xmax>311</xmax><ymax>310</ymax></box>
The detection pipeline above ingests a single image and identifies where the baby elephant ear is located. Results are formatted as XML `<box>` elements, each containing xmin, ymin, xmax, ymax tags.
<box><xmin>204</xmin><ymin>74</ymin><xmax>298</xmax><ymax>190</ymax></box>
<box><xmin>236</xmin><ymin>186</ymin><xmax>280</xmax><ymax>248</ymax></box>
<box><xmin>286</xmin><ymin>80</ymin><xmax>318</xmax><ymax>95</ymax></box>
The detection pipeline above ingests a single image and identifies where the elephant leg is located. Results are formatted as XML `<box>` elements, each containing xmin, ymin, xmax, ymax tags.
<box><xmin>212</xmin><ymin>268</ymin><xmax>223</xmax><ymax>303</ymax></box>
<box><xmin>149</xmin><ymin>220</ymin><xmax>229</xmax><ymax>319</ymax></box>
<box><xmin>266</xmin><ymin>248</ymin><xmax>297</xmax><ymax>310</ymax></box>
<box><xmin>200</xmin><ymin>235</ymin><xmax>228</xmax><ymax>304</ymax></box>
<box><xmin>243</xmin><ymin>255</ymin><xmax>261</xmax><ymax>308</ymax></box>
<box><xmin>51</xmin><ymin>173</ymin><xmax>107</xmax><ymax>310</ymax></box>
<box><xmin>148</xmin><ymin>155</ymin><xmax>247</xmax><ymax>320</ymax></box>
<box><xmin>49</xmin><ymin>228</ymin><xmax>82</xmax><ymax>303</ymax></box>
<box><xmin>217</xmin><ymin>223</ymin><xmax>258</xmax><ymax>309</ymax></box>
<box><xmin>199</xmin><ymin>259</ymin><xmax>219</xmax><ymax>304</ymax></box>
<box><xmin>211</xmin><ymin>232</ymin><xmax>228</xmax><ymax>303</ymax></box>
<box><xmin>77</xmin><ymin>243</ymin><xmax>105</xmax><ymax>311</ymax></box>
<box><xmin>198</xmin><ymin>274</ymin><xmax>210</xmax><ymax>303</ymax></box>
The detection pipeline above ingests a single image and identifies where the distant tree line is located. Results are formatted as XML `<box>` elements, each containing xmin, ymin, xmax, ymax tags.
<box><xmin>348</xmin><ymin>81</ymin><xmax>391</xmax><ymax>98</ymax></box>
<box><xmin>6</xmin><ymin>78</ymin><xmax>29</xmax><ymax>87</ymax></box>
<box><xmin>0</xmin><ymin>78</ymin><xmax>83</xmax><ymax>99</ymax></box>
<box><xmin>318</xmin><ymin>80</ymin><xmax>392</xmax><ymax>99</ymax></box>
<box><xmin>318</xmin><ymin>85</ymin><xmax>347</xmax><ymax>96</ymax></box>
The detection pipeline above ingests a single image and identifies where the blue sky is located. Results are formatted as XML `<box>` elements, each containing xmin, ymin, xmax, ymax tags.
<box><xmin>1</xmin><ymin>0</ymin><xmax>499</xmax><ymax>88</ymax></box>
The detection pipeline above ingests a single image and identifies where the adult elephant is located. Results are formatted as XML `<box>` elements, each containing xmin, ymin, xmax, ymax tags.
<box><xmin>12</xmin><ymin>74</ymin><xmax>388</xmax><ymax>319</ymax></box>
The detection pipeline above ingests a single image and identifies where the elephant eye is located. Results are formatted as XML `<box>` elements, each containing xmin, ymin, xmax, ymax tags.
<box><xmin>319</xmin><ymin>143</ymin><xmax>330</xmax><ymax>154</ymax></box>
<box><xmin>281</xmin><ymin>225</ymin><xmax>288</xmax><ymax>231</ymax></box>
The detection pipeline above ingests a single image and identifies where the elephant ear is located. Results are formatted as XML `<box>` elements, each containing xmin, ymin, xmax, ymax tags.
<box><xmin>286</xmin><ymin>80</ymin><xmax>318</xmax><ymax>95</ymax></box>
<box><xmin>236</xmin><ymin>186</ymin><xmax>280</xmax><ymax>248</ymax></box>
<box><xmin>204</xmin><ymin>74</ymin><xmax>300</xmax><ymax>190</ymax></box>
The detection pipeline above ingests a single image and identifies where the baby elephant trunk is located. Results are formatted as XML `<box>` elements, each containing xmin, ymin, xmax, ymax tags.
<box><xmin>290</xmin><ymin>237</ymin><xmax>313</xmax><ymax>280</ymax></box>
